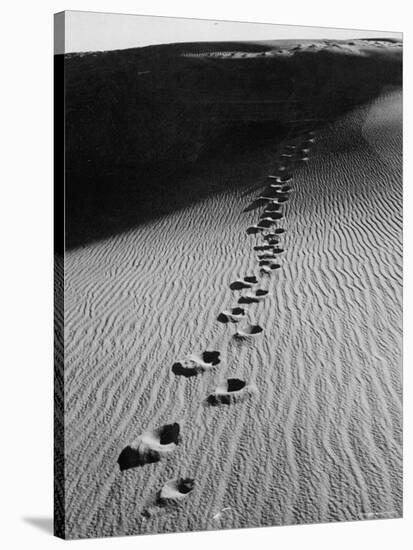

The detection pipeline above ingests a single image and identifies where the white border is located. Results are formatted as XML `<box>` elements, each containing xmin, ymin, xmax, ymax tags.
<box><xmin>0</xmin><ymin>1</ymin><xmax>409</xmax><ymax>549</ymax></box>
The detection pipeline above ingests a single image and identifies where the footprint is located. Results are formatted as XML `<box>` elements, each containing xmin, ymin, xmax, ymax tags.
<box><xmin>277</xmin><ymin>174</ymin><xmax>293</xmax><ymax>183</ymax></box>
<box><xmin>260</xmin><ymin>211</ymin><xmax>282</xmax><ymax>221</ymax></box>
<box><xmin>260</xmin><ymin>264</ymin><xmax>281</xmax><ymax>274</ymax></box>
<box><xmin>259</xmin><ymin>193</ymin><xmax>288</xmax><ymax>203</ymax></box>
<box><xmin>158</xmin><ymin>478</ymin><xmax>195</xmax><ymax>505</ymax></box>
<box><xmin>117</xmin><ymin>423</ymin><xmax>180</xmax><ymax>470</ymax></box>
<box><xmin>256</xmin><ymin>289</ymin><xmax>268</xmax><ymax>297</ymax></box>
<box><xmin>273</xmin><ymin>191</ymin><xmax>290</xmax><ymax>199</ymax></box>
<box><xmin>274</xmin><ymin>228</ymin><xmax>286</xmax><ymax>234</ymax></box>
<box><xmin>217</xmin><ymin>307</ymin><xmax>245</xmax><ymax>323</ymax></box>
<box><xmin>234</xmin><ymin>324</ymin><xmax>263</xmax><ymax>338</ymax></box>
<box><xmin>264</xmin><ymin>203</ymin><xmax>281</xmax><ymax>213</ymax></box>
<box><xmin>238</xmin><ymin>289</ymin><xmax>268</xmax><ymax>304</ymax></box>
<box><xmin>263</xmin><ymin>232</ymin><xmax>279</xmax><ymax>241</ymax></box>
<box><xmin>258</xmin><ymin>253</ymin><xmax>277</xmax><ymax>260</ymax></box>
<box><xmin>230</xmin><ymin>277</ymin><xmax>257</xmax><ymax>290</ymax></box>
<box><xmin>246</xmin><ymin>225</ymin><xmax>263</xmax><ymax>235</ymax></box>
<box><xmin>254</xmin><ymin>244</ymin><xmax>273</xmax><ymax>251</ymax></box>
<box><xmin>207</xmin><ymin>378</ymin><xmax>258</xmax><ymax>405</ymax></box>
<box><xmin>172</xmin><ymin>351</ymin><xmax>220</xmax><ymax>377</ymax></box>
<box><xmin>257</xmin><ymin>218</ymin><xmax>276</xmax><ymax>228</ymax></box>
<box><xmin>272</xmin><ymin>247</ymin><xmax>284</xmax><ymax>254</ymax></box>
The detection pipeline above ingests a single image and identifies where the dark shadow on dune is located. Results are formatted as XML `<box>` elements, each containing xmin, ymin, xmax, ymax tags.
<box><xmin>23</xmin><ymin>517</ymin><xmax>54</xmax><ymax>535</ymax></box>
<box><xmin>243</xmin><ymin>198</ymin><xmax>270</xmax><ymax>212</ymax></box>
<box><xmin>60</xmin><ymin>39</ymin><xmax>401</xmax><ymax>250</ymax></box>
<box><xmin>65</xmin><ymin>121</ymin><xmax>290</xmax><ymax>250</ymax></box>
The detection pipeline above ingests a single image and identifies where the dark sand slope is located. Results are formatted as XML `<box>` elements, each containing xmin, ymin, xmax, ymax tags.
<box><xmin>63</xmin><ymin>38</ymin><xmax>401</xmax><ymax>249</ymax></box>
<box><xmin>64</xmin><ymin>85</ymin><xmax>402</xmax><ymax>538</ymax></box>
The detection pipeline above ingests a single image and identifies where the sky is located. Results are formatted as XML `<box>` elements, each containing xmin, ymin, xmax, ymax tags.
<box><xmin>59</xmin><ymin>10</ymin><xmax>402</xmax><ymax>54</ymax></box>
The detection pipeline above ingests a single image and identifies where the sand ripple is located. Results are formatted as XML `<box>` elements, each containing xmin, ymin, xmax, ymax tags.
<box><xmin>64</xmin><ymin>88</ymin><xmax>402</xmax><ymax>538</ymax></box>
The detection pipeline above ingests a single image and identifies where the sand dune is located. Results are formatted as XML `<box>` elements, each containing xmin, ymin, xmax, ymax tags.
<box><xmin>63</xmin><ymin>86</ymin><xmax>402</xmax><ymax>538</ymax></box>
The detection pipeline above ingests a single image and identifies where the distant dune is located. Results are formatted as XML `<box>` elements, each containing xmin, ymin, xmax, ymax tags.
<box><xmin>62</xmin><ymin>69</ymin><xmax>402</xmax><ymax>538</ymax></box>
<box><xmin>64</xmin><ymin>37</ymin><xmax>401</xmax><ymax>164</ymax></box>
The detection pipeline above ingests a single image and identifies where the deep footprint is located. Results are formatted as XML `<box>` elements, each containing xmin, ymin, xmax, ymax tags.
<box><xmin>217</xmin><ymin>307</ymin><xmax>246</xmax><ymax>323</ymax></box>
<box><xmin>260</xmin><ymin>211</ymin><xmax>282</xmax><ymax>221</ymax></box>
<box><xmin>260</xmin><ymin>264</ymin><xmax>281</xmax><ymax>274</ymax></box>
<box><xmin>207</xmin><ymin>378</ymin><xmax>258</xmax><ymax>405</ymax></box>
<box><xmin>246</xmin><ymin>225</ymin><xmax>263</xmax><ymax>235</ymax></box>
<box><xmin>118</xmin><ymin>422</ymin><xmax>180</xmax><ymax>470</ymax></box>
<box><xmin>238</xmin><ymin>289</ymin><xmax>268</xmax><ymax>304</ymax></box>
<box><xmin>158</xmin><ymin>478</ymin><xmax>195</xmax><ymax>505</ymax></box>
<box><xmin>254</xmin><ymin>244</ymin><xmax>274</xmax><ymax>251</ymax></box>
<box><xmin>230</xmin><ymin>276</ymin><xmax>257</xmax><ymax>290</ymax></box>
<box><xmin>172</xmin><ymin>351</ymin><xmax>220</xmax><ymax>377</ymax></box>
<box><xmin>234</xmin><ymin>324</ymin><xmax>263</xmax><ymax>338</ymax></box>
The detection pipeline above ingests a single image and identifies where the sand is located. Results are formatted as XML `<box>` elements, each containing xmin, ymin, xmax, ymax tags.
<box><xmin>63</xmin><ymin>86</ymin><xmax>402</xmax><ymax>538</ymax></box>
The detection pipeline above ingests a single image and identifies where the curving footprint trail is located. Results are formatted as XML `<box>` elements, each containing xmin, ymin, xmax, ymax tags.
<box><xmin>120</xmin><ymin>125</ymin><xmax>318</xmax><ymax>515</ymax></box>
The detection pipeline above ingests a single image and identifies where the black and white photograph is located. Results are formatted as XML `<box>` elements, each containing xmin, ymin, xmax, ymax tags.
<box><xmin>54</xmin><ymin>8</ymin><xmax>403</xmax><ymax>541</ymax></box>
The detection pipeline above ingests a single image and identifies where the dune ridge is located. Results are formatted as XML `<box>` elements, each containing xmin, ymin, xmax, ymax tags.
<box><xmin>61</xmin><ymin>38</ymin><xmax>402</xmax><ymax>253</ymax></box>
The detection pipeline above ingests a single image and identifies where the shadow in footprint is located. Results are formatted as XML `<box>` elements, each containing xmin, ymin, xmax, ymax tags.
<box><xmin>207</xmin><ymin>378</ymin><xmax>258</xmax><ymax>405</ymax></box>
<box><xmin>202</xmin><ymin>351</ymin><xmax>220</xmax><ymax>365</ymax></box>
<box><xmin>264</xmin><ymin>203</ymin><xmax>281</xmax><ymax>213</ymax></box>
<box><xmin>258</xmin><ymin>218</ymin><xmax>278</xmax><ymax>228</ymax></box>
<box><xmin>246</xmin><ymin>226</ymin><xmax>263</xmax><ymax>235</ymax></box>
<box><xmin>172</xmin><ymin>350</ymin><xmax>220</xmax><ymax>377</ymax></box>
<box><xmin>260</xmin><ymin>212</ymin><xmax>282</xmax><ymax>221</ymax></box>
<box><xmin>260</xmin><ymin>263</ymin><xmax>281</xmax><ymax>273</ymax></box>
<box><xmin>217</xmin><ymin>307</ymin><xmax>245</xmax><ymax>323</ymax></box>
<box><xmin>235</xmin><ymin>324</ymin><xmax>263</xmax><ymax>338</ymax></box>
<box><xmin>254</xmin><ymin>245</ymin><xmax>273</xmax><ymax>251</ymax></box>
<box><xmin>256</xmin><ymin>289</ymin><xmax>268</xmax><ymax>297</ymax></box>
<box><xmin>238</xmin><ymin>296</ymin><xmax>258</xmax><ymax>304</ymax></box>
<box><xmin>118</xmin><ymin>422</ymin><xmax>181</xmax><ymax>471</ymax></box>
<box><xmin>230</xmin><ymin>281</ymin><xmax>250</xmax><ymax>290</ymax></box>
<box><xmin>172</xmin><ymin>363</ymin><xmax>199</xmax><ymax>377</ymax></box>
<box><xmin>230</xmin><ymin>276</ymin><xmax>257</xmax><ymax>290</ymax></box>
<box><xmin>157</xmin><ymin>478</ymin><xmax>195</xmax><ymax>506</ymax></box>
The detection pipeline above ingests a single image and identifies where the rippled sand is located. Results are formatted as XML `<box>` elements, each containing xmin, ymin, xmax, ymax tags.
<box><xmin>64</xmin><ymin>87</ymin><xmax>402</xmax><ymax>538</ymax></box>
